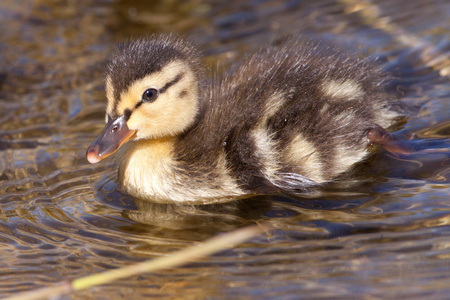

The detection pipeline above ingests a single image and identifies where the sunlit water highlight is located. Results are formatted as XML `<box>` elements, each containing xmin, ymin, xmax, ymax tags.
<box><xmin>0</xmin><ymin>0</ymin><xmax>449</xmax><ymax>298</ymax></box>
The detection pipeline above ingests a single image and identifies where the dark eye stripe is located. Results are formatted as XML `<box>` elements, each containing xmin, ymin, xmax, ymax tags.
<box><xmin>113</xmin><ymin>72</ymin><xmax>185</xmax><ymax>117</ymax></box>
<box><xmin>159</xmin><ymin>72</ymin><xmax>185</xmax><ymax>94</ymax></box>
<box><xmin>123</xmin><ymin>109</ymin><xmax>133</xmax><ymax>121</ymax></box>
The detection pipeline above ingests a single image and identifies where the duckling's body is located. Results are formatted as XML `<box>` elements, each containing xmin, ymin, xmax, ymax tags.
<box><xmin>87</xmin><ymin>35</ymin><xmax>401</xmax><ymax>204</ymax></box>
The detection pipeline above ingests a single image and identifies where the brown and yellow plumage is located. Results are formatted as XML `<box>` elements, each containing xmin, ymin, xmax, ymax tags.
<box><xmin>87</xmin><ymin>34</ymin><xmax>403</xmax><ymax>204</ymax></box>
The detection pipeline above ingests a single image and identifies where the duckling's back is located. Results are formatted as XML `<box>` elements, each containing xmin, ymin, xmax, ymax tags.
<box><xmin>176</xmin><ymin>38</ymin><xmax>400</xmax><ymax>195</ymax></box>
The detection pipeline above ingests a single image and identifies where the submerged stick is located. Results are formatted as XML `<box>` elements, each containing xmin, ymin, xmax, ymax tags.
<box><xmin>5</xmin><ymin>225</ymin><xmax>263</xmax><ymax>300</ymax></box>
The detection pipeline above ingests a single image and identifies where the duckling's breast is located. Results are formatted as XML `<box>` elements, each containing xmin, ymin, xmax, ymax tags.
<box><xmin>118</xmin><ymin>137</ymin><xmax>250</xmax><ymax>204</ymax></box>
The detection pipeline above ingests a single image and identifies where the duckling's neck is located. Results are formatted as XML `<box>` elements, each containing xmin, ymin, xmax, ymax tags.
<box><xmin>117</xmin><ymin>137</ymin><xmax>177</xmax><ymax>203</ymax></box>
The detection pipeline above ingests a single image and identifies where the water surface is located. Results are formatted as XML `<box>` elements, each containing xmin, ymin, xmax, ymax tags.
<box><xmin>0</xmin><ymin>0</ymin><xmax>449</xmax><ymax>298</ymax></box>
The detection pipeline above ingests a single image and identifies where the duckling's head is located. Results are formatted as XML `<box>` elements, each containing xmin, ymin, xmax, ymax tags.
<box><xmin>87</xmin><ymin>35</ymin><xmax>201</xmax><ymax>164</ymax></box>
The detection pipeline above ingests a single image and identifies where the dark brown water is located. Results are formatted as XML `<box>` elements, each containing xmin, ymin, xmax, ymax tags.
<box><xmin>0</xmin><ymin>0</ymin><xmax>449</xmax><ymax>298</ymax></box>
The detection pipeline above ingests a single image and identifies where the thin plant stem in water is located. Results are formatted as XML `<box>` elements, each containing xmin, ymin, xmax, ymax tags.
<box><xmin>4</xmin><ymin>225</ymin><xmax>264</xmax><ymax>300</ymax></box>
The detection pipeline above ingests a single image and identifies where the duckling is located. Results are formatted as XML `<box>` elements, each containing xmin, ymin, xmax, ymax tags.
<box><xmin>86</xmin><ymin>34</ymin><xmax>403</xmax><ymax>205</ymax></box>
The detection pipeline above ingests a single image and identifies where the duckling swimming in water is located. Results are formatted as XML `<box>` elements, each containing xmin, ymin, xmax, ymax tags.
<box><xmin>86</xmin><ymin>34</ymin><xmax>403</xmax><ymax>205</ymax></box>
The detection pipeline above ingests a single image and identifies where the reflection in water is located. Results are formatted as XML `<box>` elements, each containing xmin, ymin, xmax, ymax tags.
<box><xmin>0</xmin><ymin>0</ymin><xmax>449</xmax><ymax>298</ymax></box>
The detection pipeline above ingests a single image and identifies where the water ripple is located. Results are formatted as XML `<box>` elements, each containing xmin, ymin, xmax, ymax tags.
<box><xmin>0</xmin><ymin>0</ymin><xmax>449</xmax><ymax>299</ymax></box>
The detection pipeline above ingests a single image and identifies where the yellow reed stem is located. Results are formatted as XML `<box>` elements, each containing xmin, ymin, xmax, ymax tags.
<box><xmin>4</xmin><ymin>225</ymin><xmax>262</xmax><ymax>300</ymax></box>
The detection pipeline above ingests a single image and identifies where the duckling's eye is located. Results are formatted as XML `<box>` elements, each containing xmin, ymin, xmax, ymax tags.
<box><xmin>142</xmin><ymin>88</ymin><xmax>159</xmax><ymax>103</ymax></box>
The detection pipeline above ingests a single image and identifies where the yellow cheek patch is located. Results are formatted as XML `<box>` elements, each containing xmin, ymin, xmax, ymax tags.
<box><xmin>112</xmin><ymin>59</ymin><xmax>199</xmax><ymax>139</ymax></box>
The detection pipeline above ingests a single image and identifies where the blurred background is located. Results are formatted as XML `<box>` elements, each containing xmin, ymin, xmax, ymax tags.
<box><xmin>0</xmin><ymin>0</ymin><xmax>449</xmax><ymax>298</ymax></box>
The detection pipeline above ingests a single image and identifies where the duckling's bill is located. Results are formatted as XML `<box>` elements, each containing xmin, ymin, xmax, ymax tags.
<box><xmin>86</xmin><ymin>115</ymin><xmax>136</xmax><ymax>164</ymax></box>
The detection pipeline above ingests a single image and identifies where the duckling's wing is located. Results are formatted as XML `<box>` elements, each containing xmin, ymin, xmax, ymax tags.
<box><xmin>269</xmin><ymin>172</ymin><xmax>320</xmax><ymax>194</ymax></box>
